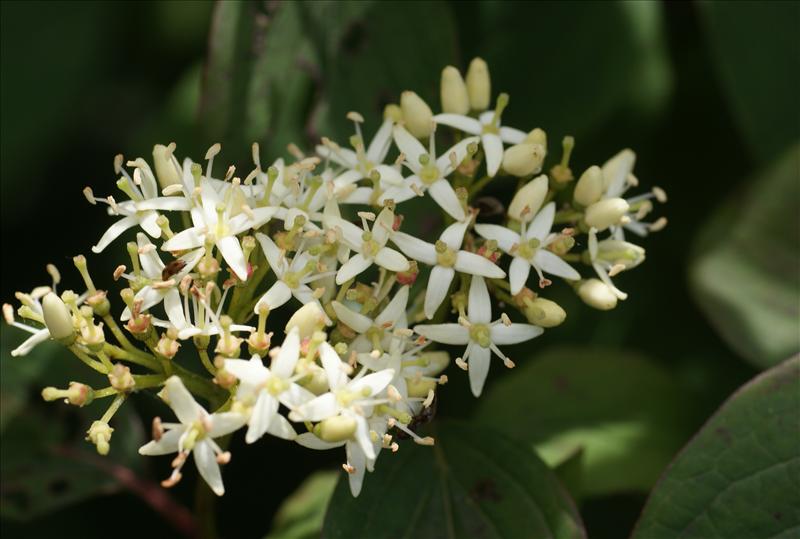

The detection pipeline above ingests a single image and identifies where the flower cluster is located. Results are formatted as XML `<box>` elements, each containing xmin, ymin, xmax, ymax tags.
<box><xmin>3</xmin><ymin>58</ymin><xmax>666</xmax><ymax>497</ymax></box>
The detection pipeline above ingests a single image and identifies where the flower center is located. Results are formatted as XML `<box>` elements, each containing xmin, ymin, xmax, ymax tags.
<box><xmin>516</xmin><ymin>238</ymin><xmax>541</xmax><ymax>260</ymax></box>
<box><xmin>361</xmin><ymin>231</ymin><xmax>381</xmax><ymax>258</ymax></box>
<box><xmin>468</xmin><ymin>323</ymin><xmax>491</xmax><ymax>348</ymax></box>
<box><xmin>419</xmin><ymin>162</ymin><xmax>440</xmax><ymax>186</ymax></box>
<box><xmin>435</xmin><ymin>240</ymin><xmax>457</xmax><ymax>267</ymax></box>
<box><xmin>265</xmin><ymin>376</ymin><xmax>288</xmax><ymax>396</ymax></box>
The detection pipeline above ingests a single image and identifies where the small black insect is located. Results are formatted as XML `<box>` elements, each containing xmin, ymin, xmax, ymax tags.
<box><xmin>161</xmin><ymin>259</ymin><xmax>186</xmax><ymax>281</ymax></box>
<box><xmin>395</xmin><ymin>393</ymin><xmax>438</xmax><ymax>440</ymax></box>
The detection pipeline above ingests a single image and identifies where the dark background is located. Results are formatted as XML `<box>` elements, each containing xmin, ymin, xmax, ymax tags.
<box><xmin>1</xmin><ymin>1</ymin><xmax>798</xmax><ymax>538</ymax></box>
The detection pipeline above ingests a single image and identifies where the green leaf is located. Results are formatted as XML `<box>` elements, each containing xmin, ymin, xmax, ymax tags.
<box><xmin>691</xmin><ymin>143</ymin><xmax>800</xmax><ymax>368</ymax></box>
<box><xmin>475</xmin><ymin>347</ymin><xmax>694</xmax><ymax>496</ymax></box>
<box><xmin>265</xmin><ymin>470</ymin><xmax>338</xmax><ymax>539</ymax></box>
<box><xmin>632</xmin><ymin>355</ymin><xmax>800</xmax><ymax>538</ymax></box>
<box><xmin>700</xmin><ymin>1</ymin><xmax>800</xmax><ymax>163</ymax></box>
<box><xmin>322</xmin><ymin>421</ymin><xmax>585</xmax><ymax>539</ymax></box>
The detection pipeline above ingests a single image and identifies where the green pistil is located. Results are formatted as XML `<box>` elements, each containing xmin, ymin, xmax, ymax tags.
<box><xmin>484</xmin><ymin>92</ymin><xmax>509</xmax><ymax>132</ymax></box>
<box><xmin>517</xmin><ymin>238</ymin><xmax>541</xmax><ymax>260</ymax></box>
<box><xmin>116</xmin><ymin>177</ymin><xmax>140</xmax><ymax>202</ymax></box>
<box><xmin>468</xmin><ymin>323</ymin><xmax>491</xmax><ymax>348</ymax></box>
<box><xmin>265</xmin><ymin>377</ymin><xmax>288</xmax><ymax>396</ymax></box>
<box><xmin>435</xmin><ymin>240</ymin><xmax>457</xmax><ymax>267</ymax></box>
<box><xmin>420</xmin><ymin>162</ymin><xmax>440</xmax><ymax>186</ymax></box>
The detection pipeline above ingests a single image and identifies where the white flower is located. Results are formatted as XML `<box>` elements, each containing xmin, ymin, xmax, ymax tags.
<box><xmin>90</xmin><ymin>156</ymin><xmax>192</xmax><ymax>253</ymax></box>
<box><xmin>161</xmin><ymin>174</ymin><xmax>276</xmax><ymax>280</ymax></box>
<box><xmin>587</xmin><ymin>227</ymin><xmax>645</xmax><ymax>301</ymax></box>
<box><xmin>120</xmin><ymin>233</ymin><xmax>204</xmax><ymax>329</ymax></box>
<box><xmin>6</xmin><ymin>285</ymin><xmax>85</xmax><ymax>356</ymax></box>
<box><xmin>153</xmin><ymin>284</ymin><xmax>253</xmax><ymax>340</ymax></box>
<box><xmin>433</xmin><ymin>93</ymin><xmax>526</xmax><ymax>177</ymax></box>
<box><xmin>252</xmin><ymin>233</ymin><xmax>331</xmax><ymax>314</ymax></box>
<box><xmin>139</xmin><ymin>376</ymin><xmax>245</xmax><ymax>496</ymax></box>
<box><xmin>292</xmin><ymin>343</ymin><xmax>395</xmax><ymax>496</ymax></box>
<box><xmin>383</xmin><ymin>125</ymin><xmax>479</xmax><ymax>221</ymax></box>
<box><xmin>224</xmin><ymin>328</ymin><xmax>316</xmax><ymax>443</ymax></box>
<box><xmin>392</xmin><ymin>220</ymin><xmax>505</xmax><ymax>318</ymax></box>
<box><xmin>329</xmin><ymin>206</ymin><xmax>409</xmax><ymax>284</ymax></box>
<box><xmin>475</xmin><ymin>202</ymin><xmax>580</xmax><ymax>295</ymax></box>
<box><xmin>414</xmin><ymin>276</ymin><xmax>542</xmax><ymax>396</ymax></box>
<box><xmin>331</xmin><ymin>285</ymin><xmax>409</xmax><ymax>353</ymax></box>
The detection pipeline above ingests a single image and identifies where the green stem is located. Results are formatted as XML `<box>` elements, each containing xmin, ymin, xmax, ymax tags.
<box><xmin>69</xmin><ymin>345</ymin><xmax>108</xmax><ymax>374</ymax></box>
<box><xmin>172</xmin><ymin>363</ymin><xmax>225</xmax><ymax>404</ymax></box>
<box><xmin>103</xmin><ymin>343</ymin><xmax>162</xmax><ymax>372</ymax></box>
<box><xmin>198</xmin><ymin>349</ymin><xmax>216</xmax><ymax>376</ymax></box>
<box><xmin>467</xmin><ymin>174</ymin><xmax>494</xmax><ymax>199</ymax></box>
<box><xmin>102</xmin><ymin>314</ymin><xmax>137</xmax><ymax>353</ymax></box>
<box><xmin>100</xmin><ymin>393</ymin><xmax>126</xmax><ymax>424</ymax></box>
<box><xmin>133</xmin><ymin>374</ymin><xmax>167</xmax><ymax>390</ymax></box>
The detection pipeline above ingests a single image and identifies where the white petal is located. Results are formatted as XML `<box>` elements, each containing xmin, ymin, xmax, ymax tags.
<box><xmin>138</xmin><ymin>428</ymin><xmax>182</xmax><ymax>456</ymax></box>
<box><xmin>209</xmin><ymin>412</ymin><xmax>246</xmax><ymax>438</ymax></box>
<box><xmin>588</xmin><ymin>228</ymin><xmax>599</xmax><ymax>259</ymax></box>
<box><xmin>139</xmin><ymin>211</ymin><xmax>162</xmax><ymax>238</ymax></box>
<box><xmin>245</xmin><ymin>206</ymin><xmax>278</xmax><ymax>232</ymax></box>
<box><xmin>454</xmin><ymin>251</ymin><xmax>505</xmax><ymax>278</ymax></box>
<box><xmin>481</xmin><ymin>133</ymin><xmax>504</xmax><ymax>177</ymax></box>
<box><xmin>336</xmin><ymin>253</ymin><xmax>373</xmax><ymax>285</ymax></box>
<box><xmin>473</xmin><ymin>224</ymin><xmax>521</xmax><ymax>254</ymax></box>
<box><xmin>367</xmin><ymin>119</ymin><xmax>395</xmax><ymax>163</ymax></box>
<box><xmin>163</xmin><ymin>288</ymin><xmax>188</xmax><ymax>329</ymax></box>
<box><xmin>374</xmin><ymin>247</ymin><xmax>409</xmax><ymax>272</ymax></box>
<box><xmin>162</xmin><ymin>226</ymin><xmax>205</xmax><ymax>252</ymax></box>
<box><xmin>390</xmin><ymin>232</ymin><xmax>437</xmax><ymax>265</ymax></box>
<box><xmin>348</xmin><ymin>369</ymin><xmax>395</xmax><ymax>397</ymax></box>
<box><xmin>375</xmin><ymin>285</ymin><xmax>409</xmax><ymax>327</ymax></box>
<box><xmin>373</xmin><ymin>164</ymin><xmax>404</xmax><ymax>187</ymax></box>
<box><xmin>255</xmin><ymin>232</ymin><xmax>286</xmax><ymax>275</ymax></box>
<box><xmin>499</xmin><ymin>126</ymin><xmax>527</xmax><ymax>144</ymax></box>
<box><xmin>440</xmin><ymin>221</ymin><xmax>468</xmax><ymax>250</ymax></box>
<box><xmin>429</xmin><ymin>179</ymin><xmax>465</xmax><ymax>221</ymax></box>
<box><xmin>319</xmin><ymin>342</ymin><xmax>348</xmax><ymax>390</ymax></box>
<box><xmin>490</xmin><ymin>323</ymin><xmax>543</xmax><ymax>345</ymax></box>
<box><xmin>245</xmin><ymin>392</ymin><xmax>278</xmax><ymax>443</ymax></box>
<box><xmin>509</xmin><ymin>257</ymin><xmax>532</xmax><ymax>295</ymax></box>
<box><xmin>177</xmin><ymin>247</ymin><xmax>205</xmax><ymax>277</ymax></box>
<box><xmin>295</xmin><ymin>432</ymin><xmax>344</xmax><ymax>450</ymax></box>
<box><xmin>136</xmin><ymin>233</ymin><xmax>165</xmax><ymax>277</ymax></box>
<box><xmin>316</xmin><ymin>144</ymin><xmax>357</xmax><ymax>168</ymax></box>
<box><xmin>91</xmin><ymin>215</ymin><xmax>139</xmax><ymax>253</ymax></box>
<box><xmin>255</xmin><ymin>281</ymin><xmax>292</xmax><ymax>312</ymax></box>
<box><xmin>265</xmin><ymin>413</ymin><xmax>296</xmax><ymax>440</ymax></box>
<box><xmin>413</xmin><ymin>323</ymin><xmax>469</xmax><ymax>345</ymax></box>
<box><xmin>436</xmin><ymin>136</ymin><xmax>481</xmax><ymax>176</ymax></box>
<box><xmin>372</xmin><ymin>207</ymin><xmax>395</xmax><ymax>246</ymax></box>
<box><xmin>332</xmin><ymin>301</ymin><xmax>373</xmax><ymax>334</ymax></box>
<box><xmin>379</xmin><ymin>181</ymin><xmax>420</xmax><ymax>205</ymax></box>
<box><xmin>432</xmin><ymin>113</ymin><xmax>482</xmax><ymax>135</ymax></box>
<box><xmin>467</xmin><ymin>345</ymin><xmax>491</xmax><ymax>397</ymax></box>
<box><xmin>346</xmin><ymin>439</ymin><xmax>367</xmax><ymax>496</ymax></box>
<box><xmin>527</xmin><ymin>202</ymin><xmax>556</xmax><ymax>241</ymax></box>
<box><xmin>279</xmin><ymin>383</ymin><xmax>317</xmax><ymax>409</ymax></box>
<box><xmin>392</xmin><ymin>125</ymin><xmax>426</xmax><ymax>172</ymax></box>
<box><xmin>225</xmin><ymin>357</ymin><xmax>268</xmax><ymax>385</ymax></box>
<box><xmin>468</xmin><ymin>276</ymin><xmax>492</xmax><ymax>324</ymax></box>
<box><xmin>164</xmin><ymin>376</ymin><xmax>204</xmax><ymax>424</ymax></box>
<box><xmin>424</xmin><ymin>266</ymin><xmax>455</xmax><ymax>319</ymax></box>
<box><xmin>294</xmin><ymin>392</ymin><xmax>339</xmax><ymax>422</ymax></box>
<box><xmin>10</xmin><ymin>329</ymin><xmax>50</xmax><ymax>357</ymax></box>
<box><xmin>134</xmin><ymin>286</ymin><xmax>164</xmax><ymax>314</ymax></box>
<box><xmin>272</xmin><ymin>327</ymin><xmax>300</xmax><ymax>378</ymax></box>
<box><xmin>136</xmin><ymin>196</ymin><xmax>192</xmax><ymax>211</ymax></box>
<box><xmin>217</xmin><ymin>235</ymin><xmax>247</xmax><ymax>281</ymax></box>
<box><xmin>353</xmin><ymin>416</ymin><xmax>375</xmax><ymax>461</ymax></box>
<box><xmin>194</xmin><ymin>440</ymin><xmax>225</xmax><ymax>496</ymax></box>
<box><xmin>534</xmin><ymin>250</ymin><xmax>581</xmax><ymax>281</ymax></box>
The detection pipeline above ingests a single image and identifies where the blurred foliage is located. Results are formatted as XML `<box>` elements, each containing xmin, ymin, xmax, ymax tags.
<box><xmin>1</xmin><ymin>1</ymin><xmax>798</xmax><ymax>538</ymax></box>
<box><xmin>633</xmin><ymin>356</ymin><xmax>800</xmax><ymax>538</ymax></box>
<box><xmin>323</xmin><ymin>422</ymin><xmax>586</xmax><ymax>539</ymax></box>
<box><xmin>264</xmin><ymin>471</ymin><xmax>337</xmax><ymax>539</ymax></box>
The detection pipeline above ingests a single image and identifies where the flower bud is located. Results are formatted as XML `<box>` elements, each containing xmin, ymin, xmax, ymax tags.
<box><xmin>87</xmin><ymin>420</ymin><xmax>113</xmax><ymax>456</ymax></box>
<box><xmin>502</xmin><ymin>143</ymin><xmax>545</xmax><ymax>177</ymax></box>
<box><xmin>574</xmin><ymin>166</ymin><xmax>604</xmax><ymax>207</ymax></box>
<box><xmin>400</xmin><ymin>91</ymin><xmax>433</xmax><ymax>139</ymax></box>
<box><xmin>577</xmin><ymin>279</ymin><xmax>618</xmax><ymax>310</ymax></box>
<box><xmin>601</xmin><ymin>148</ymin><xmax>636</xmax><ymax>191</ymax></box>
<box><xmin>420</xmin><ymin>351</ymin><xmax>450</xmax><ymax>375</ymax></box>
<box><xmin>508</xmin><ymin>174</ymin><xmax>548</xmax><ymax>223</ymax></box>
<box><xmin>152</xmin><ymin>144</ymin><xmax>181</xmax><ymax>189</ymax></box>
<box><xmin>286</xmin><ymin>303</ymin><xmax>327</xmax><ymax>339</ymax></box>
<box><xmin>42</xmin><ymin>292</ymin><xmax>75</xmax><ymax>345</ymax></box>
<box><xmin>523</xmin><ymin>297</ymin><xmax>566</xmax><ymax>328</ymax></box>
<box><xmin>407</xmin><ymin>378</ymin><xmax>437</xmax><ymax>398</ymax></box>
<box><xmin>108</xmin><ymin>363</ymin><xmax>136</xmax><ymax>393</ymax></box>
<box><xmin>383</xmin><ymin>103</ymin><xmax>402</xmax><ymax>123</ymax></box>
<box><xmin>596</xmin><ymin>240</ymin><xmax>646</xmax><ymax>270</ymax></box>
<box><xmin>524</xmin><ymin>128</ymin><xmax>547</xmax><ymax>147</ymax></box>
<box><xmin>585</xmin><ymin>198</ymin><xmax>630</xmax><ymax>230</ymax></box>
<box><xmin>465</xmin><ymin>57</ymin><xmax>491</xmax><ymax>111</ymax></box>
<box><xmin>315</xmin><ymin>415</ymin><xmax>357</xmax><ymax>442</ymax></box>
<box><xmin>440</xmin><ymin>66</ymin><xmax>469</xmax><ymax>114</ymax></box>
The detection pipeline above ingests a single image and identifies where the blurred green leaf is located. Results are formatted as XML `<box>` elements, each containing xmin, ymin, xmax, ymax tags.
<box><xmin>632</xmin><ymin>355</ymin><xmax>800</xmax><ymax>538</ymax></box>
<box><xmin>691</xmin><ymin>143</ymin><xmax>800</xmax><ymax>368</ymax></box>
<box><xmin>322</xmin><ymin>421</ymin><xmax>585</xmax><ymax>539</ymax></box>
<box><xmin>264</xmin><ymin>470</ymin><xmax>337</xmax><ymax>539</ymax></box>
<box><xmin>457</xmin><ymin>1</ymin><xmax>672</xmax><ymax>140</ymax></box>
<box><xmin>700</xmin><ymin>1</ymin><xmax>800</xmax><ymax>163</ymax></box>
<box><xmin>475</xmin><ymin>347</ymin><xmax>694</xmax><ymax>496</ymax></box>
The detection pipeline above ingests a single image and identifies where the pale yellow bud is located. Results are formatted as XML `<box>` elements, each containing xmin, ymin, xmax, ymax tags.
<box><xmin>577</xmin><ymin>279</ymin><xmax>618</xmax><ymax>310</ymax></box>
<box><xmin>524</xmin><ymin>128</ymin><xmax>547</xmax><ymax>148</ymax></box>
<box><xmin>420</xmin><ymin>351</ymin><xmax>450</xmax><ymax>375</ymax></box>
<box><xmin>383</xmin><ymin>103</ymin><xmax>402</xmax><ymax>123</ymax></box>
<box><xmin>508</xmin><ymin>174</ymin><xmax>548</xmax><ymax>223</ymax></box>
<box><xmin>407</xmin><ymin>378</ymin><xmax>437</xmax><ymax>398</ymax></box>
<box><xmin>523</xmin><ymin>297</ymin><xmax>566</xmax><ymax>328</ymax></box>
<box><xmin>316</xmin><ymin>415</ymin><xmax>357</xmax><ymax>442</ymax></box>
<box><xmin>502</xmin><ymin>143</ymin><xmax>545</xmax><ymax>177</ymax></box>
<box><xmin>574</xmin><ymin>166</ymin><xmax>604</xmax><ymax>206</ymax></box>
<box><xmin>152</xmin><ymin>144</ymin><xmax>181</xmax><ymax>190</ymax></box>
<box><xmin>87</xmin><ymin>420</ymin><xmax>113</xmax><ymax>456</ymax></box>
<box><xmin>585</xmin><ymin>198</ymin><xmax>630</xmax><ymax>230</ymax></box>
<box><xmin>596</xmin><ymin>240</ymin><xmax>646</xmax><ymax>270</ymax></box>
<box><xmin>440</xmin><ymin>66</ymin><xmax>469</xmax><ymax>114</ymax></box>
<box><xmin>285</xmin><ymin>303</ymin><xmax>327</xmax><ymax>339</ymax></box>
<box><xmin>400</xmin><ymin>91</ymin><xmax>433</xmax><ymax>139</ymax></box>
<box><xmin>465</xmin><ymin>57</ymin><xmax>491</xmax><ymax>111</ymax></box>
<box><xmin>601</xmin><ymin>149</ymin><xmax>636</xmax><ymax>191</ymax></box>
<box><xmin>42</xmin><ymin>293</ymin><xmax>75</xmax><ymax>344</ymax></box>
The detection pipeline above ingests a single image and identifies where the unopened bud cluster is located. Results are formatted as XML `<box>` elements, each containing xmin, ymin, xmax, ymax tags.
<box><xmin>3</xmin><ymin>58</ymin><xmax>665</xmax><ymax>498</ymax></box>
